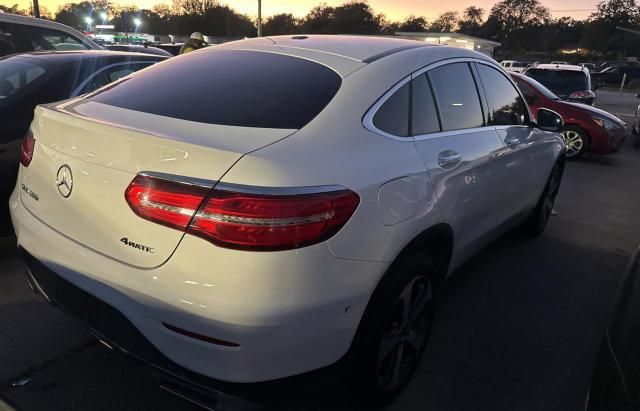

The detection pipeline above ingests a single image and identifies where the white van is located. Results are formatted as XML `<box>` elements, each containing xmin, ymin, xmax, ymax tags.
<box><xmin>500</xmin><ymin>60</ymin><xmax>526</xmax><ymax>73</ymax></box>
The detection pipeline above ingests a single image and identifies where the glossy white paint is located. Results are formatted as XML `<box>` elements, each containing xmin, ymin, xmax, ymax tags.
<box><xmin>11</xmin><ymin>36</ymin><xmax>564</xmax><ymax>384</ymax></box>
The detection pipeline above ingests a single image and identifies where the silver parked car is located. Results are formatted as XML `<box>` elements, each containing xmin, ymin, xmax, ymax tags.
<box><xmin>11</xmin><ymin>36</ymin><xmax>566</xmax><ymax>408</ymax></box>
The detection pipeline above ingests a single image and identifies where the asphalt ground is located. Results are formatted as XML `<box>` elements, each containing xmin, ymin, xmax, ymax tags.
<box><xmin>0</xmin><ymin>89</ymin><xmax>639</xmax><ymax>411</ymax></box>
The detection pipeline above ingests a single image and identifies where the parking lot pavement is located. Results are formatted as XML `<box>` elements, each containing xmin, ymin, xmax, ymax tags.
<box><xmin>1</xmin><ymin>93</ymin><xmax>639</xmax><ymax>411</ymax></box>
<box><xmin>596</xmin><ymin>89</ymin><xmax>638</xmax><ymax>122</ymax></box>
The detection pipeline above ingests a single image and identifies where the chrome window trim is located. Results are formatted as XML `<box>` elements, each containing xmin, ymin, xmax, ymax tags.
<box><xmin>493</xmin><ymin>125</ymin><xmax>532</xmax><ymax>131</ymax></box>
<box><xmin>413</xmin><ymin>126</ymin><xmax>496</xmax><ymax>141</ymax></box>
<box><xmin>71</xmin><ymin>61</ymin><xmax>155</xmax><ymax>97</ymax></box>
<box><xmin>363</xmin><ymin>57</ymin><xmax>503</xmax><ymax>142</ymax></box>
<box><xmin>362</xmin><ymin>74</ymin><xmax>413</xmax><ymax>142</ymax></box>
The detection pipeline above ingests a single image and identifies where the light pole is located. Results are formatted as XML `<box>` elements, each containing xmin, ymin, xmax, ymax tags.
<box><xmin>133</xmin><ymin>17</ymin><xmax>141</xmax><ymax>37</ymax></box>
<box><xmin>257</xmin><ymin>0</ymin><xmax>262</xmax><ymax>37</ymax></box>
<box><xmin>32</xmin><ymin>0</ymin><xmax>40</xmax><ymax>18</ymax></box>
<box><xmin>84</xmin><ymin>16</ymin><xmax>93</xmax><ymax>32</ymax></box>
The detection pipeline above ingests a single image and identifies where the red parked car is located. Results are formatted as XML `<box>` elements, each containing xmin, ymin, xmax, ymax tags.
<box><xmin>511</xmin><ymin>72</ymin><xmax>626</xmax><ymax>159</ymax></box>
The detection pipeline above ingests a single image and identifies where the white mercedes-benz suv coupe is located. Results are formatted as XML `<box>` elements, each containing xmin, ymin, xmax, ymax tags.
<box><xmin>10</xmin><ymin>35</ymin><xmax>565</xmax><ymax>408</ymax></box>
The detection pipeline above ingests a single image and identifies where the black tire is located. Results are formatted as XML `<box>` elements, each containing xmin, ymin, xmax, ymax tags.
<box><xmin>560</xmin><ymin>125</ymin><xmax>590</xmax><ymax>160</ymax></box>
<box><xmin>524</xmin><ymin>163</ymin><xmax>562</xmax><ymax>237</ymax></box>
<box><xmin>350</xmin><ymin>254</ymin><xmax>438</xmax><ymax>406</ymax></box>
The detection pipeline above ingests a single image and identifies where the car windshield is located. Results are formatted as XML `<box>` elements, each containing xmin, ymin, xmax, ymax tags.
<box><xmin>525</xmin><ymin>69</ymin><xmax>588</xmax><ymax>92</ymax></box>
<box><xmin>0</xmin><ymin>57</ymin><xmax>50</xmax><ymax>101</ymax></box>
<box><xmin>88</xmin><ymin>49</ymin><xmax>342</xmax><ymax>129</ymax></box>
<box><xmin>512</xmin><ymin>62</ymin><xmax>524</xmax><ymax>67</ymax></box>
<box><xmin>521</xmin><ymin>75</ymin><xmax>560</xmax><ymax>100</ymax></box>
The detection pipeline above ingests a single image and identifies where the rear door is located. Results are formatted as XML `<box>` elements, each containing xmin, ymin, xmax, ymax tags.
<box><xmin>474</xmin><ymin>62</ymin><xmax>542</xmax><ymax>215</ymax></box>
<box><xmin>411</xmin><ymin>61</ymin><xmax>506</xmax><ymax>260</ymax></box>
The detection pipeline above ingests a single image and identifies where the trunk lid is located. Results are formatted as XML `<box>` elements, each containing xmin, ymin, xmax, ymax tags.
<box><xmin>20</xmin><ymin>101</ymin><xmax>295</xmax><ymax>268</ymax></box>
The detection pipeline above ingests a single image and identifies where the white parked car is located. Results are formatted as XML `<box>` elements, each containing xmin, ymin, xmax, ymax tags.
<box><xmin>0</xmin><ymin>12</ymin><xmax>99</xmax><ymax>57</ymax></box>
<box><xmin>10</xmin><ymin>36</ymin><xmax>566</xmax><ymax>407</ymax></box>
<box><xmin>500</xmin><ymin>60</ymin><xmax>527</xmax><ymax>73</ymax></box>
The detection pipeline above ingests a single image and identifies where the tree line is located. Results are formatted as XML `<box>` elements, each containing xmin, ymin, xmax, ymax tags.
<box><xmin>3</xmin><ymin>0</ymin><xmax>640</xmax><ymax>58</ymax></box>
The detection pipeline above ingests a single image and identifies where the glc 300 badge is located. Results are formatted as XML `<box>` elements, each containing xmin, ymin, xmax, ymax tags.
<box><xmin>56</xmin><ymin>164</ymin><xmax>73</xmax><ymax>198</ymax></box>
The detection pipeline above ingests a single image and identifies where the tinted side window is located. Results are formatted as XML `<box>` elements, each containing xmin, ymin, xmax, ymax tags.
<box><xmin>373</xmin><ymin>82</ymin><xmax>409</xmax><ymax>137</ymax></box>
<box><xmin>411</xmin><ymin>74</ymin><xmax>440</xmax><ymax>135</ymax></box>
<box><xmin>90</xmin><ymin>50</ymin><xmax>342</xmax><ymax>130</ymax></box>
<box><xmin>428</xmin><ymin>63</ymin><xmax>484</xmax><ymax>131</ymax></box>
<box><xmin>476</xmin><ymin>65</ymin><xmax>528</xmax><ymax>126</ymax></box>
<box><xmin>0</xmin><ymin>23</ymin><xmax>29</xmax><ymax>56</ymax></box>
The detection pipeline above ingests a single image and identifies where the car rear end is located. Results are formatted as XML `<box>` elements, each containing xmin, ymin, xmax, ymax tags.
<box><xmin>9</xmin><ymin>47</ymin><xmax>386</xmax><ymax>406</ymax></box>
<box><xmin>525</xmin><ymin>65</ymin><xmax>595</xmax><ymax>105</ymax></box>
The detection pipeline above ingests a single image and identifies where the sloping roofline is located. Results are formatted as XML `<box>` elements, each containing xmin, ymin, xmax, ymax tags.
<box><xmin>224</xmin><ymin>35</ymin><xmax>435</xmax><ymax>63</ymax></box>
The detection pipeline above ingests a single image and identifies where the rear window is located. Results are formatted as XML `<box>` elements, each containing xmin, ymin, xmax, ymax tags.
<box><xmin>89</xmin><ymin>49</ymin><xmax>342</xmax><ymax>129</ymax></box>
<box><xmin>525</xmin><ymin>69</ymin><xmax>588</xmax><ymax>92</ymax></box>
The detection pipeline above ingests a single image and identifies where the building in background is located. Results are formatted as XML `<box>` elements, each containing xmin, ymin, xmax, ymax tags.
<box><xmin>395</xmin><ymin>32</ymin><xmax>501</xmax><ymax>57</ymax></box>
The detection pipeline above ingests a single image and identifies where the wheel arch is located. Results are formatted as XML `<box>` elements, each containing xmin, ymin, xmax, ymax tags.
<box><xmin>380</xmin><ymin>223</ymin><xmax>454</xmax><ymax>290</ymax></box>
<box><xmin>563</xmin><ymin>123</ymin><xmax>592</xmax><ymax>144</ymax></box>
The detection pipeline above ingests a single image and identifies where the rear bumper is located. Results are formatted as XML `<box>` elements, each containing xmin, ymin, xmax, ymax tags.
<box><xmin>22</xmin><ymin>251</ymin><xmax>347</xmax><ymax>409</ymax></box>
<box><xmin>9</xmin><ymin>184</ymin><xmax>386</xmax><ymax>383</ymax></box>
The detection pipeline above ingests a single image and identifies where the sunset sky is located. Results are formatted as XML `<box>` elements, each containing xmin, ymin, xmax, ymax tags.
<box><xmin>9</xmin><ymin>0</ymin><xmax>599</xmax><ymax>21</ymax></box>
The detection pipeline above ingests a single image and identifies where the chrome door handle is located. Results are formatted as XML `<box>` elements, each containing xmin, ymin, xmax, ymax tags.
<box><xmin>437</xmin><ymin>151</ymin><xmax>462</xmax><ymax>168</ymax></box>
<box><xmin>505</xmin><ymin>136</ymin><xmax>520</xmax><ymax>146</ymax></box>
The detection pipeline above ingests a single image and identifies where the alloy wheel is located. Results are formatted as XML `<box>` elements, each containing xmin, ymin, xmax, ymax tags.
<box><xmin>376</xmin><ymin>276</ymin><xmax>433</xmax><ymax>392</ymax></box>
<box><xmin>561</xmin><ymin>130</ymin><xmax>584</xmax><ymax>158</ymax></box>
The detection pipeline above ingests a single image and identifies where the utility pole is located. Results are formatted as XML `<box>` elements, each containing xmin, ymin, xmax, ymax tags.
<box><xmin>32</xmin><ymin>0</ymin><xmax>40</xmax><ymax>18</ymax></box>
<box><xmin>257</xmin><ymin>0</ymin><xmax>262</xmax><ymax>37</ymax></box>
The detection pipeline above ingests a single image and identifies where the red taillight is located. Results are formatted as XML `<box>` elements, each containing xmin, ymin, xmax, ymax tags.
<box><xmin>188</xmin><ymin>188</ymin><xmax>360</xmax><ymax>251</ymax></box>
<box><xmin>125</xmin><ymin>175</ymin><xmax>210</xmax><ymax>231</ymax></box>
<box><xmin>125</xmin><ymin>175</ymin><xmax>360</xmax><ymax>251</ymax></box>
<box><xmin>20</xmin><ymin>130</ymin><xmax>35</xmax><ymax>167</ymax></box>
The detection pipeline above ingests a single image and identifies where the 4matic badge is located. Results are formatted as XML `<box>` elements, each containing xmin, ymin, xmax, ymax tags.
<box><xmin>120</xmin><ymin>237</ymin><xmax>154</xmax><ymax>253</ymax></box>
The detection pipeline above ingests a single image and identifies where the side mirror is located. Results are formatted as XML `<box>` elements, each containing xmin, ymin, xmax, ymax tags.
<box><xmin>636</xmin><ymin>93</ymin><xmax>640</xmax><ymax>99</ymax></box>
<box><xmin>536</xmin><ymin>108</ymin><xmax>563</xmax><ymax>132</ymax></box>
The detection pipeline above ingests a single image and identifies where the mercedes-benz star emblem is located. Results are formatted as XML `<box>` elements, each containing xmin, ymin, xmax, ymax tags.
<box><xmin>56</xmin><ymin>164</ymin><xmax>73</xmax><ymax>198</ymax></box>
